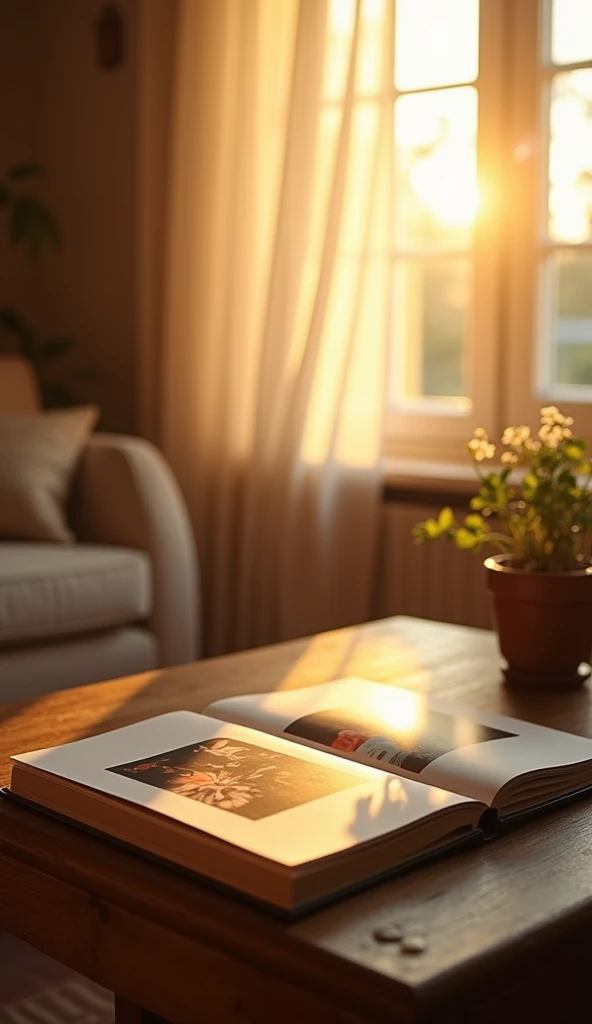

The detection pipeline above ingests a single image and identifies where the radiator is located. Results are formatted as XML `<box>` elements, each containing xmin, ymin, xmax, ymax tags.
<box><xmin>376</xmin><ymin>502</ymin><xmax>492</xmax><ymax>629</ymax></box>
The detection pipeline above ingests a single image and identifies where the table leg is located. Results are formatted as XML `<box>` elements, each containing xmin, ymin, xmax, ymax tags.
<box><xmin>114</xmin><ymin>996</ymin><xmax>171</xmax><ymax>1024</ymax></box>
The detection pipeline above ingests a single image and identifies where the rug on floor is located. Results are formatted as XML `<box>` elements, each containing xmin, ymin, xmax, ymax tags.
<box><xmin>0</xmin><ymin>978</ymin><xmax>114</xmax><ymax>1024</ymax></box>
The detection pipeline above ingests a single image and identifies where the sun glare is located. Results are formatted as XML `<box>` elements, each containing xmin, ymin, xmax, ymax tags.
<box><xmin>326</xmin><ymin>0</ymin><xmax>591</xmax><ymax>243</ymax></box>
<box><xmin>366</xmin><ymin>687</ymin><xmax>426</xmax><ymax>737</ymax></box>
<box><xmin>317</xmin><ymin>0</ymin><xmax>592</xmax><ymax>415</ymax></box>
<box><xmin>411</xmin><ymin>156</ymin><xmax>479</xmax><ymax>228</ymax></box>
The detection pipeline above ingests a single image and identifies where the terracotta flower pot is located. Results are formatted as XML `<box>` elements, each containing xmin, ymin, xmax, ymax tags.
<box><xmin>485</xmin><ymin>554</ymin><xmax>592</xmax><ymax>691</ymax></box>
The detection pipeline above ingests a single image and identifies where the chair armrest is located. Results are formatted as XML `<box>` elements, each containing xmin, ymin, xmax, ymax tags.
<box><xmin>72</xmin><ymin>432</ymin><xmax>200</xmax><ymax>665</ymax></box>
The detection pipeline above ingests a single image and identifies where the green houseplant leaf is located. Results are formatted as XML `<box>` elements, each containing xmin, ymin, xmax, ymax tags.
<box><xmin>0</xmin><ymin>164</ymin><xmax>61</xmax><ymax>261</ymax></box>
<box><xmin>0</xmin><ymin>162</ymin><xmax>88</xmax><ymax>409</ymax></box>
<box><xmin>8</xmin><ymin>194</ymin><xmax>61</xmax><ymax>260</ymax></box>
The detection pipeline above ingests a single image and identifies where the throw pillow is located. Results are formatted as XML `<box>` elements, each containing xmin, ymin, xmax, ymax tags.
<box><xmin>0</xmin><ymin>406</ymin><xmax>99</xmax><ymax>542</ymax></box>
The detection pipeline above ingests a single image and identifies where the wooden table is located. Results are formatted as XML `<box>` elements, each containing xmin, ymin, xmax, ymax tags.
<box><xmin>2</xmin><ymin>616</ymin><xmax>592</xmax><ymax>1024</ymax></box>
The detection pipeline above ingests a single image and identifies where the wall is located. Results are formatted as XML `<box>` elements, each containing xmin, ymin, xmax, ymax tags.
<box><xmin>0</xmin><ymin>1</ymin><xmax>39</xmax><ymax>314</ymax></box>
<box><xmin>34</xmin><ymin>0</ymin><xmax>139</xmax><ymax>431</ymax></box>
<box><xmin>375</xmin><ymin>501</ymin><xmax>492</xmax><ymax>630</ymax></box>
<box><xmin>1</xmin><ymin>1</ymin><xmax>139</xmax><ymax>431</ymax></box>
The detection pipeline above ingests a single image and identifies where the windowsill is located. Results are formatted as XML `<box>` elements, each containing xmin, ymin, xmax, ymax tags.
<box><xmin>382</xmin><ymin>457</ymin><xmax>478</xmax><ymax>503</ymax></box>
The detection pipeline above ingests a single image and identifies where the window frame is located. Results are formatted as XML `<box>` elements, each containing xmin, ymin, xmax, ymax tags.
<box><xmin>384</xmin><ymin>0</ymin><xmax>506</xmax><ymax>460</ymax></box>
<box><xmin>505</xmin><ymin>0</ymin><xmax>592</xmax><ymax>438</ymax></box>
<box><xmin>384</xmin><ymin>0</ymin><xmax>592</xmax><ymax>462</ymax></box>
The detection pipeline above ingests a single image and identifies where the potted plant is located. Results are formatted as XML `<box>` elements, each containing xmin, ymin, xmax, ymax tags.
<box><xmin>413</xmin><ymin>406</ymin><xmax>592</xmax><ymax>691</ymax></box>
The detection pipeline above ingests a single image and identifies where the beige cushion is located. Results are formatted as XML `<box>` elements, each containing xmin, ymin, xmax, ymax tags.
<box><xmin>0</xmin><ymin>543</ymin><xmax>152</xmax><ymax>645</ymax></box>
<box><xmin>0</xmin><ymin>405</ymin><xmax>98</xmax><ymax>541</ymax></box>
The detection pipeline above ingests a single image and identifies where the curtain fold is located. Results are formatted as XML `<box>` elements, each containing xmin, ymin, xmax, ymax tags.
<box><xmin>143</xmin><ymin>0</ymin><xmax>392</xmax><ymax>655</ymax></box>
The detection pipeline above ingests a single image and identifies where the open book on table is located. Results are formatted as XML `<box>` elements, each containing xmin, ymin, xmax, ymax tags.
<box><xmin>8</xmin><ymin>678</ymin><xmax>592</xmax><ymax>916</ymax></box>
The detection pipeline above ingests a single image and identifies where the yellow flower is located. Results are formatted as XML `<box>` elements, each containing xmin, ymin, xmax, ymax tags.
<box><xmin>414</xmin><ymin>405</ymin><xmax>592</xmax><ymax>570</ymax></box>
<box><xmin>540</xmin><ymin>405</ymin><xmax>561</xmax><ymax>425</ymax></box>
<box><xmin>540</xmin><ymin>406</ymin><xmax>571</xmax><ymax>429</ymax></box>
<box><xmin>539</xmin><ymin>421</ymin><xmax>571</xmax><ymax>448</ymax></box>
<box><xmin>472</xmin><ymin>444</ymin><xmax>495</xmax><ymax>461</ymax></box>
<box><xmin>502</xmin><ymin>424</ymin><xmax>530</xmax><ymax>448</ymax></box>
<box><xmin>469</xmin><ymin>429</ymin><xmax>495</xmax><ymax>462</ymax></box>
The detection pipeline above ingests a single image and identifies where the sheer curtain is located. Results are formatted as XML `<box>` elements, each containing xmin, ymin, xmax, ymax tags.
<box><xmin>144</xmin><ymin>0</ymin><xmax>392</xmax><ymax>655</ymax></box>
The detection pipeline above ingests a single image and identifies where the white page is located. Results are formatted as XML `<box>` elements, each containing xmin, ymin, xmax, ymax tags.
<box><xmin>12</xmin><ymin>711</ymin><xmax>475</xmax><ymax>868</ymax></box>
<box><xmin>205</xmin><ymin>679</ymin><xmax>592</xmax><ymax>806</ymax></box>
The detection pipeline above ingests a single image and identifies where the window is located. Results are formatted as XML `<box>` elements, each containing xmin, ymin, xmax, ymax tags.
<box><xmin>507</xmin><ymin>0</ymin><xmax>592</xmax><ymax>440</ymax></box>
<box><xmin>390</xmin><ymin>0</ymin><xmax>480</xmax><ymax>438</ymax></box>
<box><xmin>378</xmin><ymin>0</ymin><xmax>592</xmax><ymax>459</ymax></box>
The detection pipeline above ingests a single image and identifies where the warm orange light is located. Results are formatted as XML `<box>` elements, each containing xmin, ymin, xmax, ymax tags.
<box><xmin>411</xmin><ymin>152</ymin><xmax>479</xmax><ymax>229</ymax></box>
<box><xmin>364</xmin><ymin>686</ymin><xmax>427</xmax><ymax>737</ymax></box>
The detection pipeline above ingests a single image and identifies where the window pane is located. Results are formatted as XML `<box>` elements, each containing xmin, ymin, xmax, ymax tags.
<box><xmin>391</xmin><ymin>260</ymin><xmax>471</xmax><ymax>401</ymax></box>
<box><xmin>545</xmin><ymin>250</ymin><xmax>592</xmax><ymax>388</ymax></box>
<box><xmin>394</xmin><ymin>87</ymin><xmax>478</xmax><ymax>250</ymax></box>
<box><xmin>394</xmin><ymin>0</ymin><xmax>479</xmax><ymax>92</ymax></box>
<box><xmin>548</xmin><ymin>70</ymin><xmax>592</xmax><ymax>242</ymax></box>
<box><xmin>551</xmin><ymin>0</ymin><xmax>592</xmax><ymax>66</ymax></box>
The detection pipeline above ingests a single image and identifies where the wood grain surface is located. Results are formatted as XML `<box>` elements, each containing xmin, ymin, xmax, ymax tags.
<box><xmin>1</xmin><ymin>616</ymin><xmax>592</xmax><ymax>1024</ymax></box>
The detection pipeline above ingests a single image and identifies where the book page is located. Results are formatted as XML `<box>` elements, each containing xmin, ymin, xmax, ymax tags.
<box><xmin>12</xmin><ymin>711</ymin><xmax>477</xmax><ymax>867</ymax></box>
<box><xmin>205</xmin><ymin>679</ymin><xmax>592</xmax><ymax>806</ymax></box>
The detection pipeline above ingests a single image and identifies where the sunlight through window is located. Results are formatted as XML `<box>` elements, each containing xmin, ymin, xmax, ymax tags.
<box><xmin>310</xmin><ymin>0</ymin><xmax>592</xmax><ymax>460</ymax></box>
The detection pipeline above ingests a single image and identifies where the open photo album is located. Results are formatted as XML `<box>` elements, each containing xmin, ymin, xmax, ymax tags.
<box><xmin>8</xmin><ymin>678</ymin><xmax>592</xmax><ymax>914</ymax></box>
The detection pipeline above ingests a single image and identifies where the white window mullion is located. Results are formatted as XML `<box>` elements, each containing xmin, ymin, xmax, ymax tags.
<box><xmin>470</xmin><ymin>0</ymin><xmax>507</xmax><ymax>440</ymax></box>
<box><xmin>504</xmin><ymin>0</ymin><xmax>541</xmax><ymax>432</ymax></box>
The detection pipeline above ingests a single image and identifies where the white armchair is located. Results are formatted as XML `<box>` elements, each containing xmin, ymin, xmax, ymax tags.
<box><xmin>0</xmin><ymin>357</ymin><xmax>200</xmax><ymax>701</ymax></box>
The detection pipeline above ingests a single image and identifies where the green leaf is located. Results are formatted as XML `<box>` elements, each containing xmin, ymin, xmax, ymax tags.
<box><xmin>455</xmin><ymin>528</ymin><xmax>479</xmax><ymax>549</ymax></box>
<box><xmin>412</xmin><ymin>522</ymin><xmax>430</xmax><ymax>542</ymax></box>
<box><xmin>470</xmin><ymin>496</ymin><xmax>487</xmax><ymax>511</ymax></box>
<box><xmin>424</xmin><ymin>518</ymin><xmax>442</xmax><ymax>538</ymax></box>
<box><xmin>524</xmin><ymin>473</ymin><xmax>538</xmax><ymax>490</ymax></box>
<box><xmin>7</xmin><ymin>194</ymin><xmax>61</xmax><ymax>259</ymax></box>
<box><xmin>438</xmin><ymin>507</ymin><xmax>454</xmax><ymax>531</ymax></box>
<box><xmin>494</xmin><ymin>481</ymin><xmax>507</xmax><ymax>504</ymax></box>
<box><xmin>464</xmin><ymin>513</ymin><xmax>484</xmax><ymax>531</ymax></box>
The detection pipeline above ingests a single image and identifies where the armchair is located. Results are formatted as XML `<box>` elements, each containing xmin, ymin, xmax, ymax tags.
<box><xmin>0</xmin><ymin>357</ymin><xmax>200</xmax><ymax>701</ymax></box>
